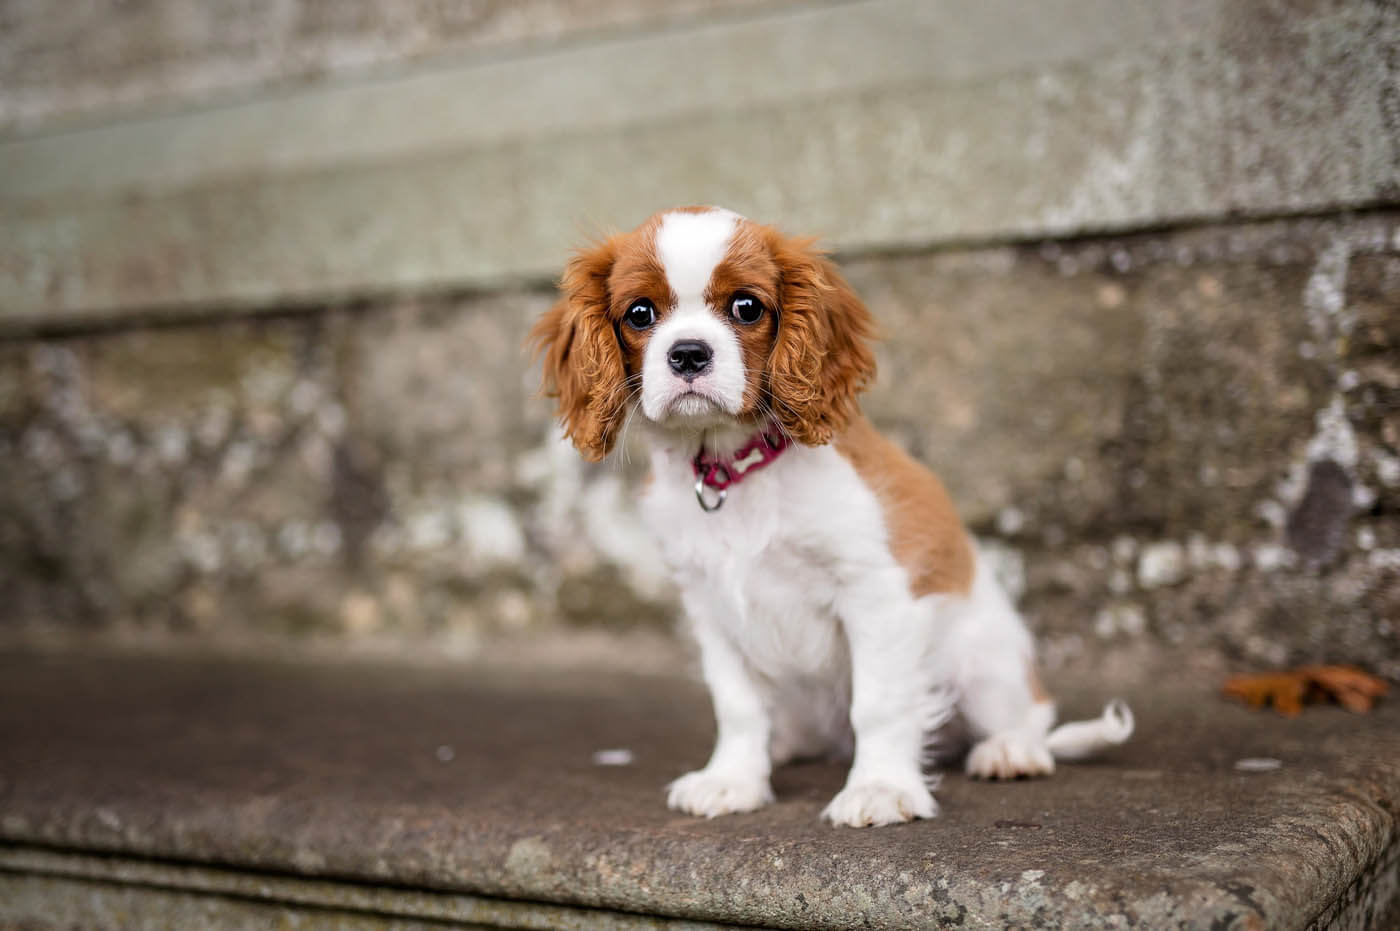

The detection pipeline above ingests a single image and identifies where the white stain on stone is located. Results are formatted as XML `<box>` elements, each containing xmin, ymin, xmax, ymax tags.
<box><xmin>278</xmin><ymin>521</ymin><xmax>311</xmax><ymax>558</ymax></box>
<box><xmin>155</xmin><ymin>423</ymin><xmax>189</xmax><ymax>465</ymax></box>
<box><xmin>1302</xmin><ymin>238</ymin><xmax>1353</xmax><ymax>344</ymax></box>
<box><xmin>1094</xmin><ymin>603</ymin><xmax>1147</xmax><ymax>639</ymax></box>
<box><xmin>183</xmin><ymin>531</ymin><xmax>222</xmax><ymax>574</ymax></box>
<box><xmin>1353</xmin><ymin>484</ymin><xmax>1377</xmax><ymax>510</ymax></box>
<box><xmin>1306</xmin><ymin>397</ymin><xmax>1358</xmax><ymax>471</ymax></box>
<box><xmin>405</xmin><ymin>510</ymin><xmax>453</xmax><ymax>551</ymax></box>
<box><xmin>995</xmin><ymin>506</ymin><xmax>1025</xmax><ymax>536</ymax></box>
<box><xmin>220</xmin><ymin>440</ymin><xmax>257</xmax><ymax>485</ymax></box>
<box><xmin>458</xmin><ymin>496</ymin><xmax>526</xmax><ymax>567</ymax></box>
<box><xmin>1186</xmin><ymin>534</ymin><xmax>1242</xmax><ymax>573</ymax></box>
<box><xmin>1254</xmin><ymin>235</ymin><xmax>1376</xmax><ymax>563</ymax></box>
<box><xmin>1252</xmin><ymin>543</ymin><xmax>1294</xmax><ymax>573</ymax></box>
<box><xmin>1213</xmin><ymin>543</ymin><xmax>1242</xmax><ymax>572</ymax></box>
<box><xmin>1369</xmin><ymin>549</ymin><xmax>1400</xmax><ymax>571</ymax></box>
<box><xmin>1376</xmin><ymin>454</ymin><xmax>1400</xmax><ymax>488</ymax></box>
<box><xmin>1118</xmin><ymin>604</ymin><xmax>1148</xmax><ymax>636</ymax></box>
<box><xmin>1255</xmin><ymin>499</ymin><xmax>1288</xmax><ymax>529</ymax></box>
<box><xmin>196</xmin><ymin>401</ymin><xmax>232</xmax><ymax>449</ymax></box>
<box><xmin>1137</xmin><ymin>542</ymin><xmax>1185</xmax><ymax>589</ymax></box>
<box><xmin>289</xmin><ymin>379</ymin><xmax>320</xmax><ymax>415</ymax></box>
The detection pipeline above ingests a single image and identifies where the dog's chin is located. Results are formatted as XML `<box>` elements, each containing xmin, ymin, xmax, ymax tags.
<box><xmin>648</xmin><ymin>391</ymin><xmax>739</xmax><ymax>433</ymax></box>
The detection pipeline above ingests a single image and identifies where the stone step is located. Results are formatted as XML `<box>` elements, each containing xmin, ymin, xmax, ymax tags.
<box><xmin>1</xmin><ymin>647</ymin><xmax>1396</xmax><ymax>929</ymax></box>
<box><xmin>3</xmin><ymin>1</ymin><xmax>1394</xmax><ymax>325</ymax></box>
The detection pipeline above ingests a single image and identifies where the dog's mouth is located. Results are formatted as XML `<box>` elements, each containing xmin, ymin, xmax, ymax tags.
<box><xmin>666</xmin><ymin>391</ymin><xmax>723</xmax><ymax>418</ymax></box>
<box><xmin>642</xmin><ymin>373</ymin><xmax>742</xmax><ymax>430</ymax></box>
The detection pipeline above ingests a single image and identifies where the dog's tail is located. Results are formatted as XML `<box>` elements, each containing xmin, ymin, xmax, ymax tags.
<box><xmin>1046</xmin><ymin>699</ymin><xmax>1134</xmax><ymax>761</ymax></box>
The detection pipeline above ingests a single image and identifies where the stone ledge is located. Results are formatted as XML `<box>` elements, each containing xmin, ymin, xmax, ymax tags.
<box><xmin>2</xmin><ymin>0</ymin><xmax>1394</xmax><ymax>324</ymax></box>
<box><xmin>0</xmin><ymin>847</ymin><xmax>741</xmax><ymax>930</ymax></box>
<box><xmin>0</xmin><ymin>647</ymin><xmax>1396</xmax><ymax>929</ymax></box>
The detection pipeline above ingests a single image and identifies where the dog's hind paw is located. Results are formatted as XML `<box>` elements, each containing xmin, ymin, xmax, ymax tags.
<box><xmin>966</xmin><ymin>732</ymin><xmax>1055</xmax><ymax>780</ymax></box>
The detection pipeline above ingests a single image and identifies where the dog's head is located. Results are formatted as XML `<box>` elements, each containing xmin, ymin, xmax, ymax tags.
<box><xmin>531</xmin><ymin>207</ymin><xmax>876</xmax><ymax>460</ymax></box>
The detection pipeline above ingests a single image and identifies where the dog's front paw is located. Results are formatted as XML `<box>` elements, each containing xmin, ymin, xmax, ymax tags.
<box><xmin>667</xmin><ymin>768</ymin><xmax>774</xmax><ymax>818</ymax></box>
<box><xmin>822</xmin><ymin>779</ymin><xmax>938</xmax><ymax>828</ymax></box>
<box><xmin>966</xmin><ymin>733</ymin><xmax>1055</xmax><ymax>780</ymax></box>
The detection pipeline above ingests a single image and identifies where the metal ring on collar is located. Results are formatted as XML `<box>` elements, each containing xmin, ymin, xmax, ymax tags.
<box><xmin>694</xmin><ymin>476</ymin><xmax>726</xmax><ymax>512</ymax></box>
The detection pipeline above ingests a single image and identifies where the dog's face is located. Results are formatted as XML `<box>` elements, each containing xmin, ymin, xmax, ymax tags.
<box><xmin>531</xmin><ymin>207</ymin><xmax>877</xmax><ymax>459</ymax></box>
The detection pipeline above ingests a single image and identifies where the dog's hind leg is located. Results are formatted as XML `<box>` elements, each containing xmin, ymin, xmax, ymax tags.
<box><xmin>960</xmin><ymin>656</ymin><xmax>1058</xmax><ymax>780</ymax></box>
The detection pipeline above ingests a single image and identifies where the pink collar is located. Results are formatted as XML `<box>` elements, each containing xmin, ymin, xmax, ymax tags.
<box><xmin>691</xmin><ymin>424</ymin><xmax>790</xmax><ymax>511</ymax></box>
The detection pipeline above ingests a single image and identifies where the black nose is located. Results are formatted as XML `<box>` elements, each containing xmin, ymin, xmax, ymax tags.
<box><xmin>668</xmin><ymin>340</ymin><xmax>713</xmax><ymax>380</ymax></box>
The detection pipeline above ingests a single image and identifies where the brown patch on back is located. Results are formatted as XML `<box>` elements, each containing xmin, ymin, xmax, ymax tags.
<box><xmin>835</xmin><ymin>416</ymin><xmax>974</xmax><ymax>597</ymax></box>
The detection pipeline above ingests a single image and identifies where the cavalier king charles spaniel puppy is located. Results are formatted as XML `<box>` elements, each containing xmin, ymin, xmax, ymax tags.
<box><xmin>531</xmin><ymin>207</ymin><xmax>1132</xmax><ymax>827</ymax></box>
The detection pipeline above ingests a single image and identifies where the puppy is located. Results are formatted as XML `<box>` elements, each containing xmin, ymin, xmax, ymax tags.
<box><xmin>531</xmin><ymin>207</ymin><xmax>1132</xmax><ymax>827</ymax></box>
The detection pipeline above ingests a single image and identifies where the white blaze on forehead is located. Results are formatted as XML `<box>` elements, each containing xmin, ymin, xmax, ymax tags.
<box><xmin>656</xmin><ymin>209</ymin><xmax>741</xmax><ymax>302</ymax></box>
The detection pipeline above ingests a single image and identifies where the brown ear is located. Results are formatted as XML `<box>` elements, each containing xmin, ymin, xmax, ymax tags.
<box><xmin>529</xmin><ymin>238</ymin><xmax>629</xmax><ymax>461</ymax></box>
<box><xmin>765</xmin><ymin>232</ymin><xmax>877</xmax><ymax>445</ymax></box>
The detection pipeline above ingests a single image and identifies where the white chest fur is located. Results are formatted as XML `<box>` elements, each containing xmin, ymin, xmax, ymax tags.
<box><xmin>640</xmin><ymin>443</ymin><xmax>897</xmax><ymax>681</ymax></box>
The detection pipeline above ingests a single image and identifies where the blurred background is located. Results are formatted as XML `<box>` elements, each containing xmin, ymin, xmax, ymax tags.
<box><xmin>0</xmin><ymin>0</ymin><xmax>1397</xmax><ymax>680</ymax></box>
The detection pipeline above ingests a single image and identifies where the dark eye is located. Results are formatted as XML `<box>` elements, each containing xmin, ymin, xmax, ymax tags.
<box><xmin>730</xmin><ymin>293</ymin><xmax>764</xmax><ymax>325</ymax></box>
<box><xmin>624</xmin><ymin>300</ymin><xmax>656</xmax><ymax>330</ymax></box>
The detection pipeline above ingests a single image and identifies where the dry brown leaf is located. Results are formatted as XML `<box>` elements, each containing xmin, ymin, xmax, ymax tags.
<box><xmin>1299</xmin><ymin>665</ymin><xmax>1390</xmax><ymax>713</ymax></box>
<box><xmin>1222</xmin><ymin>665</ymin><xmax>1389</xmax><ymax>716</ymax></box>
<box><xmin>1222</xmin><ymin>672</ymin><xmax>1308</xmax><ymax>716</ymax></box>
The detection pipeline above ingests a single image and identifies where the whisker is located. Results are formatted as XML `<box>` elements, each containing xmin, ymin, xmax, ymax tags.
<box><xmin>757</xmin><ymin>399</ymin><xmax>797</xmax><ymax>448</ymax></box>
<box><xmin>615</xmin><ymin>381</ymin><xmax>648</xmax><ymax>467</ymax></box>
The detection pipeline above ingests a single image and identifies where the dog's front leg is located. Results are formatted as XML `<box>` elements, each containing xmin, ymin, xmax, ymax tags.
<box><xmin>667</xmin><ymin>609</ymin><xmax>775</xmax><ymax>818</ymax></box>
<box><xmin>823</xmin><ymin>580</ymin><xmax>944</xmax><ymax>827</ymax></box>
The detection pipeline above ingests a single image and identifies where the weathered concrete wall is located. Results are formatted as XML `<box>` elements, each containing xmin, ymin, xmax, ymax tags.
<box><xmin>1</xmin><ymin>0</ymin><xmax>1395</xmax><ymax>673</ymax></box>
<box><xmin>2</xmin><ymin>0</ymin><xmax>1395</xmax><ymax>325</ymax></box>
<box><xmin>4</xmin><ymin>213</ymin><xmax>1396</xmax><ymax>675</ymax></box>
<box><xmin>0</xmin><ymin>0</ymin><xmax>793</xmax><ymax>134</ymax></box>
